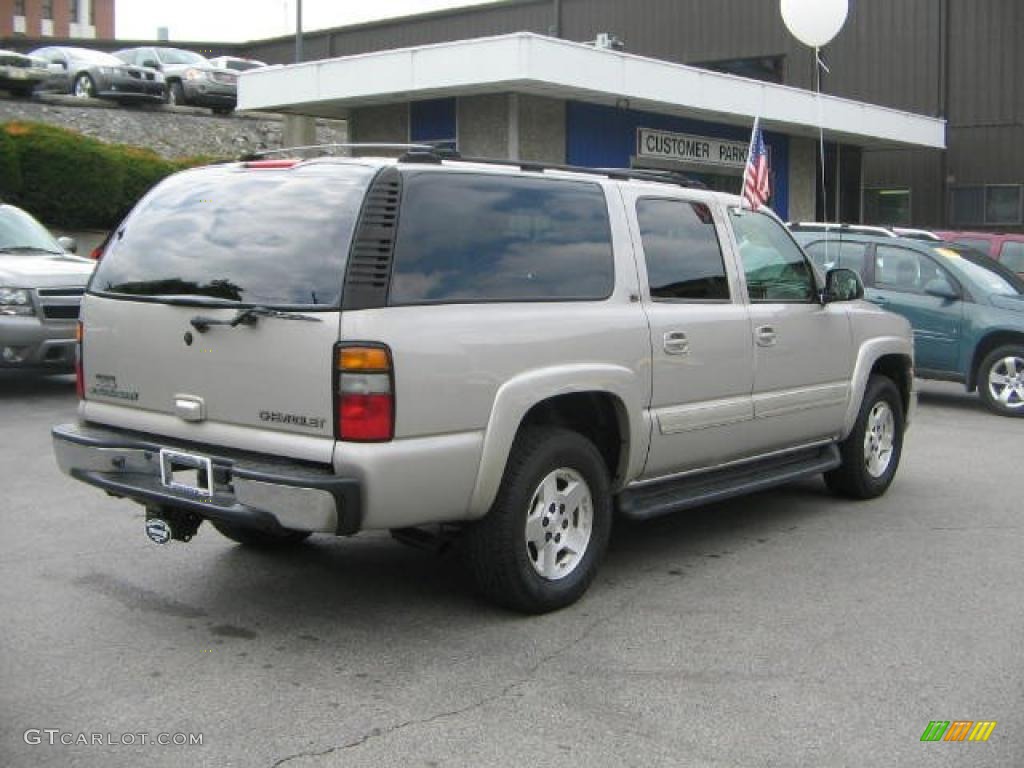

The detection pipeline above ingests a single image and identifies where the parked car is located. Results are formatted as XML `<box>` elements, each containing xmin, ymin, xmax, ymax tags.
<box><xmin>794</xmin><ymin>230</ymin><xmax>1024</xmax><ymax>416</ymax></box>
<box><xmin>30</xmin><ymin>46</ymin><xmax>165</xmax><ymax>103</ymax></box>
<box><xmin>52</xmin><ymin>150</ymin><xmax>914</xmax><ymax>613</ymax></box>
<box><xmin>0</xmin><ymin>203</ymin><xmax>94</xmax><ymax>372</ymax></box>
<box><xmin>0</xmin><ymin>48</ymin><xmax>50</xmax><ymax>98</ymax></box>
<box><xmin>208</xmin><ymin>56</ymin><xmax>267</xmax><ymax>72</ymax></box>
<box><xmin>935</xmin><ymin>231</ymin><xmax>1024</xmax><ymax>277</ymax></box>
<box><xmin>114</xmin><ymin>47</ymin><xmax>236</xmax><ymax>114</ymax></box>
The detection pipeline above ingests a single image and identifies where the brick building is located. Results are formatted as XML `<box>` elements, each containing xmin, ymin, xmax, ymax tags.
<box><xmin>0</xmin><ymin>0</ymin><xmax>113</xmax><ymax>40</ymax></box>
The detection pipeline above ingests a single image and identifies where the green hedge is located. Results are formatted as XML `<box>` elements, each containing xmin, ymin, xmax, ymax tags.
<box><xmin>0</xmin><ymin>127</ymin><xmax>21</xmax><ymax>200</ymax></box>
<box><xmin>1</xmin><ymin>121</ymin><xmax>223</xmax><ymax>229</ymax></box>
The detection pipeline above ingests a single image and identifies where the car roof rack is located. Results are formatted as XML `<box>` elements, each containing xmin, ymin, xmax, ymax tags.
<box><xmin>239</xmin><ymin>142</ymin><xmax>437</xmax><ymax>161</ymax></box>
<box><xmin>394</xmin><ymin>148</ymin><xmax>707</xmax><ymax>189</ymax></box>
<box><xmin>787</xmin><ymin>221</ymin><xmax>897</xmax><ymax>237</ymax></box>
<box><xmin>240</xmin><ymin>143</ymin><xmax>707</xmax><ymax>190</ymax></box>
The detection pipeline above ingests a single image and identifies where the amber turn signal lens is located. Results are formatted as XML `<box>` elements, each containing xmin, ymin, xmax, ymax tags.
<box><xmin>337</xmin><ymin>347</ymin><xmax>390</xmax><ymax>371</ymax></box>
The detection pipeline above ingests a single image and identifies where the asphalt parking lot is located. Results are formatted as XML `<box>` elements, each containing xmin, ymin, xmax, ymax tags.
<box><xmin>1</xmin><ymin>375</ymin><xmax>1021</xmax><ymax>768</ymax></box>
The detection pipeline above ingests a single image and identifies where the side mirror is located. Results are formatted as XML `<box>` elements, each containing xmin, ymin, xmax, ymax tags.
<box><xmin>57</xmin><ymin>236</ymin><xmax>77</xmax><ymax>254</ymax></box>
<box><xmin>923</xmin><ymin>280</ymin><xmax>960</xmax><ymax>301</ymax></box>
<box><xmin>823</xmin><ymin>268</ymin><xmax>864</xmax><ymax>303</ymax></box>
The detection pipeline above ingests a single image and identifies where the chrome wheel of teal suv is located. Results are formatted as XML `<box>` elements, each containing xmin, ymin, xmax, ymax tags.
<box><xmin>980</xmin><ymin>346</ymin><xmax>1024</xmax><ymax>416</ymax></box>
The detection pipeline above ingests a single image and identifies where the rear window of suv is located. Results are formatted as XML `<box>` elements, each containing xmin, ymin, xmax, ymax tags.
<box><xmin>91</xmin><ymin>164</ymin><xmax>374</xmax><ymax>308</ymax></box>
<box><xmin>389</xmin><ymin>172</ymin><xmax>614</xmax><ymax>304</ymax></box>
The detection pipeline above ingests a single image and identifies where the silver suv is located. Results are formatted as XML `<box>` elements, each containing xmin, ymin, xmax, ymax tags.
<box><xmin>52</xmin><ymin>150</ymin><xmax>915</xmax><ymax>613</ymax></box>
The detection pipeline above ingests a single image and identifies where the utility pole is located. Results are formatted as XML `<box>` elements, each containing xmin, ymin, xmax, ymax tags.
<box><xmin>295</xmin><ymin>0</ymin><xmax>303</xmax><ymax>63</ymax></box>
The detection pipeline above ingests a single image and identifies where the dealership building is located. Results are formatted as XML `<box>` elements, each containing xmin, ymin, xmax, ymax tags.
<box><xmin>239</xmin><ymin>31</ymin><xmax>944</xmax><ymax>224</ymax></box>
<box><xmin>232</xmin><ymin>0</ymin><xmax>1020</xmax><ymax>231</ymax></box>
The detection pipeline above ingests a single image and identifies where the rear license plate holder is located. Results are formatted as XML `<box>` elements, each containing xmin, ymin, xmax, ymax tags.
<box><xmin>159</xmin><ymin>449</ymin><xmax>213</xmax><ymax>498</ymax></box>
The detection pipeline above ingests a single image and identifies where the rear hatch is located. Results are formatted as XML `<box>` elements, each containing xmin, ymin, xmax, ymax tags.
<box><xmin>82</xmin><ymin>161</ymin><xmax>376</xmax><ymax>461</ymax></box>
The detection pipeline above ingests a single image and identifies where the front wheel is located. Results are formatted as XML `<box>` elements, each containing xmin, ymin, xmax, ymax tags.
<box><xmin>73</xmin><ymin>73</ymin><xmax>96</xmax><ymax>99</ymax></box>
<box><xmin>210</xmin><ymin>520</ymin><xmax>311</xmax><ymax>548</ymax></box>
<box><xmin>825</xmin><ymin>375</ymin><xmax>904</xmax><ymax>499</ymax></box>
<box><xmin>463</xmin><ymin>427</ymin><xmax>612</xmax><ymax>614</ymax></box>
<box><xmin>167</xmin><ymin>81</ymin><xmax>185</xmax><ymax>106</ymax></box>
<box><xmin>977</xmin><ymin>345</ymin><xmax>1024</xmax><ymax>416</ymax></box>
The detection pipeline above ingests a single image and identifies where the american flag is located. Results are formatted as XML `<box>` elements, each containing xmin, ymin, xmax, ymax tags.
<box><xmin>742</xmin><ymin>118</ymin><xmax>771</xmax><ymax>210</ymax></box>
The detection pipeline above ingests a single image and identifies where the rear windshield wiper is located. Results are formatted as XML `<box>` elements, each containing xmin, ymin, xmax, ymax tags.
<box><xmin>190</xmin><ymin>306</ymin><xmax>323</xmax><ymax>333</ymax></box>
<box><xmin>0</xmin><ymin>246</ymin><xmax>64</xmax><ymax>254</ymax></box>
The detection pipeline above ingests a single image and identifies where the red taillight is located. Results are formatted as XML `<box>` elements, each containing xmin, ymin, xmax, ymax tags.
<box><xmin>75</xmin><ymin>321</ymin><xmax>84</xmax><ymax>399</ymax></box>
<box><xmin>335</xmin><ymin>344</ymin><xmax>394</xmax><ymax>442</ymax></box>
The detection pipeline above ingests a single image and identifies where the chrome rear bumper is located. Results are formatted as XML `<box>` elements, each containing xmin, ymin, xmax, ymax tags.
<box><xmin>52</xmin><ymin>422</ymin><xmax>361</xmax><ymax>535</ymax></box>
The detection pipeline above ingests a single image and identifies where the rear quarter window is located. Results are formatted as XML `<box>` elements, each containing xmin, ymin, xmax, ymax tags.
<box><xmin>389</xmin><ymin>172</ymin><xmax>614</xmax><ymax>304</ymax></box>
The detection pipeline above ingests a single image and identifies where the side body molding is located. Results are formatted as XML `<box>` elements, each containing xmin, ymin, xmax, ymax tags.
<box><xmin>466</xmin><ymin>364</ymin><xmax>650</xmax><ymax>518</ymax></box>
<box><xmin>841</xmin><ymin>335</ymin><xmax>915</xmax><ymax>439</ymax></box>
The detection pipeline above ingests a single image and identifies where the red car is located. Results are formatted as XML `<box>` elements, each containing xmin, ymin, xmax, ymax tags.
<box><xmin>936</xmin><ymin>231</ymin><xmax>1024</xmax><ymax>277</ymax></box>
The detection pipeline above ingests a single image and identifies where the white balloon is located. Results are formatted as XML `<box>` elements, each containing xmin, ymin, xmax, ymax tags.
<box><xmin>780</xmin><ymin>0</ymin><xmax>849</xmax><ymax>48</ymax></box>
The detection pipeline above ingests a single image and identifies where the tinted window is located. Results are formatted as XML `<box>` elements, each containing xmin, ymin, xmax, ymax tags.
<box><xmin>0</xmin><ymin>206</ymin><xmax>62</xmax><ymax>253</ymax></box>
<box><xmin>729</xmin><ymin>210</ymin><xmax>816</xmax><ymax>302</ymax></box>
<box><xmin>934</xmin><ymin>246</ymin><xmax>1024</xmax><ymax>296</ymax></box>
<box><xmin>636</xmin><ymin>198</ymin><xmax>728</xmax><ymax>300</ymax></box>
<box><xmin>805</xmin><ymin>240</ymin><xmax>868</xmax><ymax>277</ymax></box>
<box><xmin>390</xmin><ymin>173</ymin><xmax>613</xmax><ymax>304</ymax></box>
<box><xmin>874</xmin><ymin>245</ymin><xmax>953</xmax><ymax>295</ymax></box>
<box><xmin>955</xmin><ymin>237</ymin><xmax>992</xmax><ymax>255</ymax></box>
<box><xmin>92</xmin><ymin>165</ymin><xmax>374</xmax><ymax>307</ymax></box>
<box><xmin>1000</xmin><ymin>241</ymin><xmax>1024</xmax><ymax>273</ymax></box>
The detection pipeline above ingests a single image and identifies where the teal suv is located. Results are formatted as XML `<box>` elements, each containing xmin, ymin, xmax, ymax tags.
<box><xmin>792</xmin><ymin>230</ymin><xmax>1024</xmax><ymax>416</ymax></box>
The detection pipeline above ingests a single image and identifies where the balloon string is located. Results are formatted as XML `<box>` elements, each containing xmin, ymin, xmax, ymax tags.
<box><xmin>815</xmin><ymin>46</ymin><xmax>831</xmax><ymax>260</ymax></box>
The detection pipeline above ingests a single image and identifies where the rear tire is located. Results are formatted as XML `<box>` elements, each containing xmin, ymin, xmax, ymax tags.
<box><xmin>211</xmin><ymin>520</ymin><xmax>311</xmax><ymax>548</ymax></box>
<box><xmin>463</xmin><ymin>426</ymin><xmax>612</xmax><ymax>614</ymax></box>
<box><xmin>825</xmin><ymin>375</ymin><xmax>904</xmax><ymax>499</ymax></box>
<box><xmin>977</xmin><ymin>345</ymin><xmax>1024</xmax><ymax>417</ymax></box>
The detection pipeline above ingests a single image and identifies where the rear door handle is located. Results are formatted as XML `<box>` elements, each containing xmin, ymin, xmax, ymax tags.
<box><xmin>755</xmin><ymin>325</ymin><xmax>777</xmax><ymax>347</ymax></box>
<box><xmin>663</xmin><ymin>331</ymin><xmax>690</xmax><ymax>355</ymax></box>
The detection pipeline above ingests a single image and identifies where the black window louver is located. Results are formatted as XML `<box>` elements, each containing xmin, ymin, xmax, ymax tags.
<box><xmin>343</xmin><ymin>167</ymin><xmax>402</xmax><ymax>310</ymax></box>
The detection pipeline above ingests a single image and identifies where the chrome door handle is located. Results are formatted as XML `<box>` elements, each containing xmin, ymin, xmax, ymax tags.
<box><xmin>663</xmin><ymin>331</ymin><xmax>690</xmax><ymax>355</ymax></box>
<box><xmin>755</xmin><ymin>325</ymin><xmax>777</xmax><ymax>347</ymax></box>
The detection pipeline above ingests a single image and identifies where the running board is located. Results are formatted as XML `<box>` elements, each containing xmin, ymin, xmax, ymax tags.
<box><xmin>617</xmin><ymin>444</ymin><xmax>841</xmax><ymax>521</ymax></box>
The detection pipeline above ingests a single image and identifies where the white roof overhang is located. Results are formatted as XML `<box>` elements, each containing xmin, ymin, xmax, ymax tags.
<box><xmin>239</xmin><ymin>32</ymin><xmax>945</xmax><ymax>150</ymax></box>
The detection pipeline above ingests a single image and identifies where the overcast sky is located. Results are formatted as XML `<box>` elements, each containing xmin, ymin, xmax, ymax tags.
<box><xmin>116</xmin><ymin>0</ymin><xmax>494</xmax><ymax>42</ymax></box>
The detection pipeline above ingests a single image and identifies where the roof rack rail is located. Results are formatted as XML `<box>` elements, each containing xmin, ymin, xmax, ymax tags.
<box><xmin>239</xmin><ymin>142</ymin><xmax>436</xmax><ymax>161</ymax></box>
<box><xmin>399</xmin><ymin>151</ymin><xmax>707</xmax><ymax>189</ymax></box>
<box><xmin>787</xmin><ymin>221</ymin><xmax>897</xmax><ymax>237</ymax></box>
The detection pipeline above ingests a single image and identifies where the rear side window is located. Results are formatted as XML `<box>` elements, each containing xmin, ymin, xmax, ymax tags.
<box><xmin>91</xmin><ymin>165</ymin><xmax>374</xmax><ymax>307</ymax></box>
<box><xmin>805</xmin><ymin>240</ymin><xmax>868</xmax><ymax>278</ymax></box>
<box><xmin>389</xmin><ymin>173</ymin><xmax>614</xmax><ymax>304</ymax></box>
<box><xmin>636</xmin><ymin>198</ymin><xmax>729</xmax><ymax>300</ymax></box>
<box><xmin>955</xmin><ymin>237</ymin><xmax>992</xmax><ymax>255</ymax></box>
<box><xmin>999</xmin><ymin>241</ymin><xmax>1024</xmax><ymax>273</ymax></box>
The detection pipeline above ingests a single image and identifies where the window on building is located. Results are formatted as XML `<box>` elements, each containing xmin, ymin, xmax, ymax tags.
<box><xmin>729</xmin><ymin>209</ymin><xmax>816</xmax><ymax>302</ymax></box>
<box><xmin>636</xmin><ymin>198</ymin><xmax>729</xmax><ymax>300</ymax></box>
<box><xmin>41</xmin><ymin>0</ymin><xmax>53</xmax><ymax>20</ymax></box>
<box><xmin>90</xmin><ymin>0</ymin><xmax>96</xmax><ymax>25</ymax></box>
<box><xmin>70</xmin><ymin>0</ymin><xmax>80</xmax><ymax>22</ymax></box>
<box><xmin>863</xmin><ymin>189</ymin><xmax>911</xmax><ymax>226</ymax></box>
<box><xmin>14</xmin><ymin>0</ymin><xmax>26</xmax><ymax>16</ymax></box>
<box><xmin>390</xmin><ymin>173</ymin><xmax>614</xmax><ymax>304</ymax></box>
<box><xmin>986</xmin><ymin>186</ymin><xmax>1022</xmax><ymax>225</ymax></box>
<box><xmin>951</xmin><ymin>185</ymin><xmax>1023</xmax><ymax>226</ymax></box>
